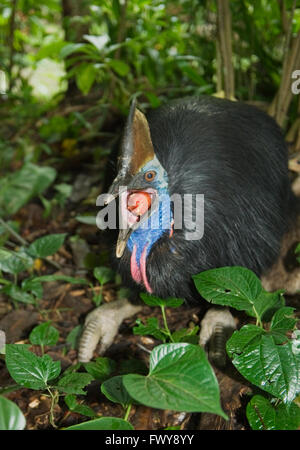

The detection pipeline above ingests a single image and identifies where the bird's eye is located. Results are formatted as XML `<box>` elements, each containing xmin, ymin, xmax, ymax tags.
<box><xmin>144</xmin><ymin>170</ymin><xmax>156</xmax><ymax>181</ymax></box>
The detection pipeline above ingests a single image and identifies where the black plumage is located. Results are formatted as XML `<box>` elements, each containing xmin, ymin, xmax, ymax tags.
<box><xmin>111</xmin><ymin>96</ymin><xmax>295</xmax><ymax>302</ymax></box>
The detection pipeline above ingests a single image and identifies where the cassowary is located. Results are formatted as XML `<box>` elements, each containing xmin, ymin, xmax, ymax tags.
<box><xmin>78</xmin><ymin>96</ymin><xmax>296</xmax><ymax>363</ymax></box>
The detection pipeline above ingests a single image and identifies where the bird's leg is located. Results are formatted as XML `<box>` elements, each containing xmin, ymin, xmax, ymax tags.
<box><xmin>199</xmin><ymin>307</ymin><xmax>236</xmax><ymax>368</ymax></box>
<box><xmin>78</xmin><ymin>298</ymin><xmax>142</xmax><ymax>362</ymax></box>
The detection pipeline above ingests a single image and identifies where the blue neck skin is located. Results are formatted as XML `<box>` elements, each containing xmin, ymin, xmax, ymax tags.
<box><xmin>126</xmin><ymin>156</ymin><xmax>172</xmax><ymax>267</ymax></box>
<box><xmin>127</xmin><ymin>188</ymin><xmax>172</xmax><ymax>263</ymax></box>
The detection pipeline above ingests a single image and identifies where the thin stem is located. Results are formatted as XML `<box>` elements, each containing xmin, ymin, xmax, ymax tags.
<box><xmin>0</xmin><ymin>218</ymin><xmax>27</xmax><ymax>246</ymax></box>
<box><xmin>123</xmin><ymin>403</ymin><xmax>132</xmax><ymax>422</ymax></box>
<box><xmin>253</xmin><ymin>306</ymin><xmax>263</xmax><ymax>329</ymax></box>
<box><xmin>47</xmin><ymin>387</ymin><xmax>59</xmax><ymax>429</ymax></box>
<box><xmin>161</xmin><ymin>306</ymin><xmax>174</xmax><ymax>342</ymax></box>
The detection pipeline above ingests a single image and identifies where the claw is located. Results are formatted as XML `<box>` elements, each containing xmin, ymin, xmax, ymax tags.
<box><xmin>78</xmin><ymin>298</ymin><xmax>142</xmax><ymax>362</ymax></box>
<box><xmin>199</xmin><ymin>307</ymin><xmax>236</xmax><ymax>368</ymax></box>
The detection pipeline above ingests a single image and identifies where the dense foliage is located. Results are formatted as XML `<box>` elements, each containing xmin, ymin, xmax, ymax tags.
<box><xmin>0</xmin><ymin>0</ymin><xmax>299</xmax><ymax>432</ymax></box>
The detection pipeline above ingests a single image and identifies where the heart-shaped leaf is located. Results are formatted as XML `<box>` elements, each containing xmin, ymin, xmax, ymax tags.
<box><xmin>29</xmin><ymin>322</ymin><xmax>59</xmax><ymax>347</ymax></box>
<box><xmin>5</xmin><ymin>344</ymin><xmax>61</xmax><ymax>390</ymax></box>
<box><xmin>227</xmin><ymin>326</ymin><xmax>300</xmax><ymax>403</ymax></box>
<box><xmin>101</xmin><ymin>376</ymin><xmax>134</xmax><ymax>407</ymax></box>
<box><xmin>123</xmin><ymin>343</ymin><xmax>227</xmax><ymax>418</ymax></box>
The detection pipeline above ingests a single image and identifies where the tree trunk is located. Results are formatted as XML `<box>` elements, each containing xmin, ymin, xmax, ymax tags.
<box><xmin>216</xmin><ymin>0</ymin><xmax>235</xmax><ymax>100</ymax></box>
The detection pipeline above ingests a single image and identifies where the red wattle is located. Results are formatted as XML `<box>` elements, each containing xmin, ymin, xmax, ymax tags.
<box><xmin>130</xmin><ymin>244</ymin><xmax>142</xmax><ymax>284</ymax></box>
<box><xmin>140</xmin><ymin>244</ymin><xmax>153</xmax><ymax>293</ymax></box>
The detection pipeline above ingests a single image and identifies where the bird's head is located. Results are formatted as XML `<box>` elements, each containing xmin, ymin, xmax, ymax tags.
<box><xmin>108</xmin><ymin>100</ymin><xmax>173</xmax><ymax>292</ymax></box>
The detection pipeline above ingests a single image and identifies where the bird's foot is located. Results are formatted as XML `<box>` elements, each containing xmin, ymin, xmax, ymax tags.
<box><xmin>199</xmin><ymin>307</ymin><xmax>236</xmax><ymax>368</ymax></box>
<box><xmin>78</xmin><ymin>298</ymin><xmax>142</xmax><ymax>362</ymax></box>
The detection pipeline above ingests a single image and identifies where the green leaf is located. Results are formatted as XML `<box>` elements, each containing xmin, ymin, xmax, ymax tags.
<box><xmin>64</xmin><ymin>394</ymin><xmax>96</xmax><ymax>418</ymax></box>
<box><xmin>101</xmin><ymin>376</ymin><xmax>134</xmax><ymax>407</ymax></box>
<box><xmin>83</xmin><ymin>357</ymin><xmax>116</xmax><ymax>381</ymax></box>
<box><xmin>140</xmin><ymin>293</ymin><xmax>184</xmax><ymax>308</ymax></box>
<box><xmin>65</xmin><ymin>417</ymin><xmax>134</xmax><ymax>430</ymax></box>
<box><xmin>5</xmin><ymin>344</ymin><xmax>61</xmax><ymax>390</ymax></box>
<box><xmin>28</xmin><ymin>234</ymin><xmax>67</xmax><ymax>258</ymax></box>
<box><xmin>31</xmin><ymin>274</ymin><xmax>88</xmax><ymax>285</ymax></box>
<box><xmin>133</xmin><ymin>317</ymin><xmax>166</xmax><ymax>342</ymax></box>
<box><xmin>108</xmin><ymin>59</ymin><xmax>130</xmax><ymax>76</ymax></box>
<box><xmin>227</xmin><ymin>327</ymin><xmax>300</xmax><ymax>404</ymax></box>
<box><xmin>123</xmin><ymin>343</ymin><xmax>227</xmax><ymax>418</ymax></box>
<box><xmin>60</xmin><ymin>43</ymin><xmax>87</xmax><ymax>59</ymax></box>
<box><xmin>192</xmin><ymin>266</ymin><xmax>278</xmax><ymax>323</ymax></box>
<box><xmin>246</xmin><ymin>395</ymin><xmax>300</xmax><ymax>430</ymax></box>
<box><xmin>0</xmin><ymin>163</ymin><xmax>56</xmax><ymax>217</ymax></box>
<box><xmin>270</xmin><ymin>307</ymin><xmax>297</xmax><ymax>335</ymax></box>
<box><xmin>75</xmin><ymin>64</ymin><xmax>97</xmax><ymax>95</ymax></box>
<box><xmin>56</xmin><ymin>373</ymin><xmax>93</xmax><ymax>394</ymax></box>
<box><xmin>171</xmin><ymin>326</ymin><xmax>199</xmax><ymax>344</ymax></box>
<box><xmin>0</xmin><ymin>248</ymin><xmax>34</xmax><ymax>275</ymax></box>
<box><xmin>0</xmin><ymin>396</ymin><xmax>26</xmax><ymax>430</ymax></box>
<box><xmin>93</xmin><ymin>266</ymin><xmax>114</xmax><ymax>285</ymax></box>
<box><xmin>75</xmin><ymin>216</ymin><xmax>96</xmax><ymax>225</ymax></box>
<box><xmin>29</xmin><ymin>322</ymin><xmax>59</xmax><ymax>347</ymax></box>
<box><xmin>2</xmin><ymin>284</ymin><xmax>36</xmax><ymax>304</ymax></box>
<box><xmin>21</xmin><ymin>278</ymin><xmax>43</xmax><ymax>298</ymax></box>
<box><xmin>193</xmin><ymin>266</ymin><xmax>262</xmax><ymax>310</ymax></box>
<box><xmin>66</xmin><ymin>325</ymin><xmax>83</xmax><ymax>350</ymax></box>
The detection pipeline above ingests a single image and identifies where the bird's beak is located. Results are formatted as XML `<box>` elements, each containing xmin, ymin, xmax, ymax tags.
<box><xmin>107</xmin><ymin>99</ymin><xmax>157</xmax><ymax>258</ymax></box>
<box><xmin>115</xmin><ymin>187</ymin><xmax>158</xmax><ymax>258</ymax></box>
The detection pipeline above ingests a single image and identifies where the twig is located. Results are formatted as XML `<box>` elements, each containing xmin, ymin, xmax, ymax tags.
<box><xmin>8</xmin><ymin>0</ymin><xmax>18</xmax><ymax>92</ymax></box>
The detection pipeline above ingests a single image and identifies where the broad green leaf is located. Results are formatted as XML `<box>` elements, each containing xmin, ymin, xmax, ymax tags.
<box><xmin>56</xmin><ymin>373</ymin><xmax>93</xmax><ymax>394</ymax></box>
<box><xmin>193</xmin><ymin>266</ymin><xmax>268</xmax><ymax>321</ymax></box>
<box><xmin>64</xmin><ymin>394</ymin><xmax>96</xmax><ymax>418</ymax></box>
<box><xmin>2</xmin><ymin>284</ymin><xmax>36</xmax><ymax>304</ymax></box>
<box><xmin>227</xmin><ymin>327</ymin><xmax>300</xmax><ymax>404</ymax></box>
<box><xmin>29</xmin><ymin>322</ymin><xmax>59</xmax><ymax>347</ymax></box>
<box><xmin>108</xmin><ymin>59</ymin><xmax>130</xmax><ymax>76</ymax></box>
<box><xmin>65</xmin><ymin>417</ymin><xmax>134</xmax><ymax>430</ymax></box>
<box><xmin>93</xmin><ymin>266</ymin><xmax>114</xmax><ymax>285</ymax></box>
<box><xmin>140</xmin><ymin>293</ymin><xmax>184</xmax><ymax>308</ymax></box>
<box><xmin>0</xmin><ymin>163</ymin><xmax>56</xmax><ymax>217</ymax></box>
<box><xmin>60</xmin><ymin>43</ymin><xmax>87</xmax><ymax>59</ymax></box>
<box><xmin>270</xmin><ymin>307</ymin><xmax>297</xmax><ymax>335</ymax></box>
<box><xmin>83</xmin><ymin>357</ymin><xmax>116</xmax><ymax>381</ymax></box>
<box><xmin>249</xmin><ymin>290</ymin><xmax>285</xmax><ymax>322</ymax></box>
<box><xmin>5</xmin><ymin>344</ymin><xmax>61</xmax><ymax>390</ymax></box>
<box><xmin>75</xmin><ymin>64</ymin><xmax>97</xmax><ymax>95</ymax></box>
<box><xmin>123</xmin><ymin>343</ymin><xmax>227</xmax><ymax>418</ymax></box>
<box><xmin>133</xmin><ymin>317</ymin><xmax>166</xmax><ymax>341</ymax></box>
<box><xmin>101</xmin><ymin>376</ymin><xmax>133</xmax><ymax>407</ymax></box>
<box><xmin>0</xmin><ymin>248</ymin><xmax>34</xmax><ymax>275</ymax></box>
<box><xmin>28</xmin><ymin>234</ymin><xmax>67</xmax><ymax>258</ymax></box>
<box><xmin>0</xmin><ymin>396</ymin><xmax>26</xmax><ymax>430</ymax></box>
<box><xmin>246</xmin><ymin>395</ymin><xmax>300</xmax><ymax>430</ymax></box>
<box><xmin>21</xmin><ymin>279</ymin><xmax>43</xmax><ymax>298</ymax></box>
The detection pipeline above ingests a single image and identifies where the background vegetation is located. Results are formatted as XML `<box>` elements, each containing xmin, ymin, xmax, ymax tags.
<box><xmin>0</xmin><ymin>0</ymin><xmax>299</xmax><ymax>431</ymax></box>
